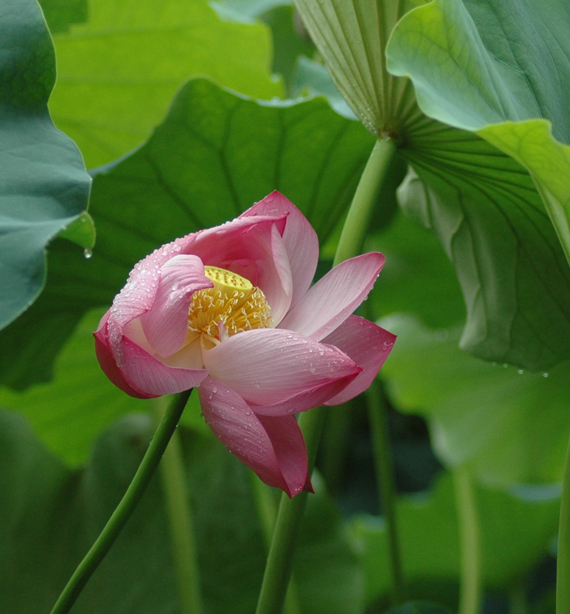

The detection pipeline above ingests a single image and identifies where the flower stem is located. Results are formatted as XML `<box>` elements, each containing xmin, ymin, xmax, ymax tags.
<box><xmin>366</xmin><ymin>379</ymin><xmax>404</xmax><ymax>606</ymax></box>
<box><xmin>152</xmin><ymin>398</ymin><xmax>203</xmax><ymax>614</ymax></box>
<box><xmin>255</xmin><ymin>136</ymin><xmax>397</xmax><ymax>614</ymax></box>
<box><xmin>255</xmin><ymin>408</ymin><xmax>326</xmax><ymax>614</ymax></box>
<box><xmin>250</xmin><ymin>476</ymin><xmax>303</xmax><ymax>614</ymax></box>
<box><xmin>453</xmin><ymin>466</ymin><xmax>482</xmax><ymax>614</ymax></box>
<box><xmin>50</xmin><ymin>389</ymin><xmax>193</xmax><ymax>614</ymax></box>
<box><xmin>557</xmin><ymin>432</ymin><xmax>570</xmax><ymax>614</ymax></box>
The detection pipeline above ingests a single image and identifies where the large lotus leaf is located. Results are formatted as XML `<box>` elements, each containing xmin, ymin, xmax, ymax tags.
<box><xmin>277</xmin><ymin>11</ymin><xmax>570</xmax><ymax>370</ymax></box>
<box><xmin>48</xmin><ymin>0</ymin><xmax>282</xmax><ymax>168</ymax></box>
<box><xmin>397</xmin><ymin>124</ymin><xmax>570</xmax><ymax>371</ymax></box>
<box><xmin>387</xmin><ymin>0</ymin><xmax>570</xmax><ymax>265</ymax></box>
<box><xmin>0</xmin><ymin>78</ymin><xmax>373</xmax><ymax>390</ymax></box>
<box><xmin>351</xmin><ymin>472</ymin><xmax>559</xmax><ymax>606</ymax></box>
<box><xmin>293</xmin><ymin>0</ymin><xmax>416</xmax><ymax>136</ymax></box>
<box><xmin>381</xmin><ymin>315</ymin><xmax>570</xmax><ymax>486</ymax></box>
<box><xmin>38</xmin><ymin>0</ymin><xmax>88</xmax><ymax>34</ymax></box>
<box><xmin>0</xmin><ymin>410</ymin><xmax>362</xmax><ymax>614</ymax></box>
<box><xmin>0</xmin><ymin>0</ymin><xmax>91</xmax><ymax>331</ymax></box>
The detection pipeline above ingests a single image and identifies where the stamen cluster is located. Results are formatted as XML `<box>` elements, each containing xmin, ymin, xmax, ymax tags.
<box><xmin>188</xmin><ymin>266</ymin><xmax>272</xmax><ymax>341</ymax></box>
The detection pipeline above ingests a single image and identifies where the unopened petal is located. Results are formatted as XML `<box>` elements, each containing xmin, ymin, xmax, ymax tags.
<box><xmin>199</xmin><ymin>377</ymin><xmax>308</xmax><ymax>496</ymax></box>
<box><xmin>202</xmin><ymin>328</ymin><xmax>361</xmax><ymax>406</ymax></box>
<box><xmin>323</xmin><ymin>315</ymin><xmax>396</xmax><ymax>406</ymax></box>
<box><xmin>279</xmin><ymin>253</ymin><xmax>385</xmax><ymax>341</ymax></box>
<box><xmin>190</xmin><ymin>214</ymin><xmax>293</xmax><ymax>318</ymax></box>
<box><xmin>139</xmin><ymin>255</ymin><xmax>212</xmax><ymax>358</ymax></box>
<box><xmin>241</xmin><ymin>191</ymin><xmax>319</xmax><ymax>308</ymax></box>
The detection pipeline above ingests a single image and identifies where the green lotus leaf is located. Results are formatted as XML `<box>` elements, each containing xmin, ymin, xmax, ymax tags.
<box><xmin>0</xmin><ymin>0</ymin><xmax>91</xmax><ymax>331</ymax></box>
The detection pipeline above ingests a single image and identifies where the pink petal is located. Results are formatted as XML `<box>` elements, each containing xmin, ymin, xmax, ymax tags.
<box><xmin>279</xmin><ymin>253</ymin><xmax>385</xmax><ymax>341</ymax></box>
<box><xmin>115</xmin><ymin>334</ymin><xmax>208</xmax><ymax>397</ymax></box>
<box><xmin>139</xmin><ymin>255</ymin><xmax>212</xmax><ymax>358</ymax></box>
<box><xmin>93</xmin><ymin>313</ymin><xmax>151</xmax><ymax>399</ymax></box>
<box><xmin>322</xmin><ymin>315</ymin><xmax>396</xmax><ymax>406</ymax></box>
<box><xmin>251</xmin><ymin>377</ymin><xmax>356</xmax><ymax>416</ymax></box>
<box><xmin>241</xmin><ymin>192</ymin><xmax>319</xmax><ymax>308</ymax></box>
<box><xmin>256</xmin><ymin>414</ymin><xmax>312</xmax><ymax>496</ymax></box>
<box><xmin>191</xmin><ymin>215</ymin><xmax>293</xmax><ymax>324</ymax></box>
<box><xmin>202</xmin><ymin>328</ymin><xmax>361</xmax><ymax>406</ymax></box>
<box><xmin>198</xmin><ymin>377</ymin><xmax>309</xmax><ymax>496</ymax></box>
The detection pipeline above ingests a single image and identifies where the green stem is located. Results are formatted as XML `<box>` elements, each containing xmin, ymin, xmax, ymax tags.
<box><xmin>152</xmin><ymin>398</ymin><xmax>203</xmax><ymax>614</ymax></box>
<box><xmin>50</xmin><ymin>389</ymin><xmax>193</xmax><ymax>614</ymax></box>
<box><xmin>255</xmin><ymin>136</ymin><xmax>397</xmax><ymax>614</ymax></box>
<box><xmin>334</xmin><ymin>137</ymin><xmax>397</xmax><ymax>266</ymax></box>
<box><xmin>453</xmin><ymin>466</ymin><xmax>482</xmax><ymax>614</ymax></box>
<box><xmin>557</xmin><ymin>432</ymin><xmax>570</xmax><ymax>614</ymax></box>
<box><xmin>255</xmin><ymin>408</ymin><xmax>326</xmax><ymax>614</ymax></box>
<box><xmin>366</xmin><ymin>379</ymin><xmax>404</xmax><ymax>606</ymax></box>
<box><xmin>250</xmin><ymin>477</ymin><xmax>303</xmax><ymax>614</ymax></box>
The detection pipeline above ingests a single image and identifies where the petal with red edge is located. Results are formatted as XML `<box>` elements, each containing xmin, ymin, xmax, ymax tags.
<box><xmin>241</xmin><ymin>191</ymin><xmax>319</xmax><ymax>308</ymax></box>
<box><xmin>323</xmin><ymin>315</ymin><xmax>396</xmax><ymax>406</ymax></box>
<box><xmin>139</xmin><ymin>255</ymin><xmax>212</xmax><ymax>358</ymax></box>
<box><xmin>279</xmin><ymin>253</ymin><xmax>385</xmax><ymax>341</ymax></box>
<box><xmin>93</xmin><ymin>314</ymin><xmax>151</xmax><ymax>399</ymax></box>
<box><xmin>118</xmin><ymin>335</ymin><xmax>208</xmax><ymax>397</ymax></box>
<box><xmin>256</xmin><ymin>413</ymin><xmax>311</xmax><ymax>496</ymax></box>
<box><xmin>202</xmin><ymin>328</ymin><xmax>361</xmax><ymax>406</ymax></box>
<box><xmin>198</xmin><ymin>377</ymin><xmax>308</xmax><ymax>496</ymax></box>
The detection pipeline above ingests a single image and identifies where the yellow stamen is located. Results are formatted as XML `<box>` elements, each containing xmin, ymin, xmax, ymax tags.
<box><xmin>188</xmin><ymin>266</ymin><xmax>272</xmax><ymax>344</ymax></box>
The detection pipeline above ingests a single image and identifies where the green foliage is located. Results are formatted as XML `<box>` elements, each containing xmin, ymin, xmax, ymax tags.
<box><xmin>398</xmin><ymin>125</ymin><xmax>570</xmax><ymax>371</ymax></box>
<box><xmin>387</xmin><ymin>0</ymin><xmax>570</xmax><ymax>268</ymax></box>
<box><xmin>56</xmin><ymin>212</ymin><xmax>96</xmax><ymax>250</ymax></box>
<box><xmin>48</xmin><ymin>0</ymin><xmax>282</xmax><ymax>168</ymax></box>
<box><xmin>367</xmin><ymin>209</ymin><xmax>465</xmax><ymax>329</ymax></box>
<box><xmin>351</xmin><ymin>472</ymin><xmax>559</xmax><ymax>607</ymax></box>
<box><xmin>0</xmin><ymin>410</ymin><xmax>362</xmax><ymax>613</ymax></box>
<box><xmin>382</xmin><ymin>315</ymin><xmax>570</xmax><ymax>485</ymax></box>
<box><xmin>385</xmin><ymin>603</ymin><xmax>453</xmax><ymax>614</ymax></box>
<box><xmin>0</xmin><ymin>0</ymin><xmax>90</xmax><ymax>331</ymax></box>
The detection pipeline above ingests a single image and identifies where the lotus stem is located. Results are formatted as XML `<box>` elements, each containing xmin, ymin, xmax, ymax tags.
<box><xmin>50</xmin><ymin>389</ymin><xmax>193</xmax><ymax>614</ymax></box>
<box><xmin>255</xmin><ymin>137</ymin><xmax>397</xmax><ymax>614</ymax></box>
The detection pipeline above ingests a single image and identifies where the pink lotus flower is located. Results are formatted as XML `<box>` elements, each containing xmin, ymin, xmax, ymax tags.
<box><xmin>94</xmin><ymin>192</ymin><xmax>395</xmax><ymax>497</ymax></box>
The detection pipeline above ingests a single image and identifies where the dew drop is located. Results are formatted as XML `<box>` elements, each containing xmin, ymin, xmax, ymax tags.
<box><xmin>503</xmin><ymin>363</ymin><xmax>508</xmax><ymax>368</ymax></box>
<box><xmin>212</xmin><ymin>387</ymin><xmax>218</xmax><ymax>394</ymax></box>
<box><xmin>518</xmin><ymin>369</ymin><xmax>524</xmax><ymax>375</ymax></box>
<box><xmin>543</xmin><ymin>372</ymin><xmax>549</xmax><ymax>378</ymax></box>
<box><xmin>83</xmin><ymin>248</ymin><xmax>93</xmax><ymax>259</ymax></box>
<box><xmin>492</xmin><ymin>362</ymin><xmax>497</xmax><ymax>367</ymax></box>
